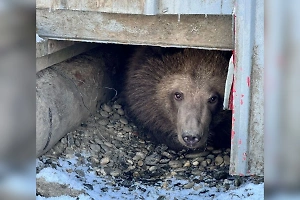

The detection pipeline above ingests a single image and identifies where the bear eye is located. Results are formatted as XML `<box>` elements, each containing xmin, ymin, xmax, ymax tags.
<box><xmin>174</xmin><ymin>92</ymin><xmax>183</xmax><ymax>101</ymax></box>
<box><xmin>208</xmin><ymin>95</ymin><xmax>218</xmax><ymax>104</ymax></box>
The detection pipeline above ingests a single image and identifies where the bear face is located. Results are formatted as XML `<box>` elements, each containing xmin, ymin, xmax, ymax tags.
<box><xmin>125</xmin><ymin>47</ymin><xmax>231</xmax><ymax>151</ymax></box>
<box><xmin>156</xmin><ymin>74</ymin><xmax>225</xmax><ymax>149</ymax></box>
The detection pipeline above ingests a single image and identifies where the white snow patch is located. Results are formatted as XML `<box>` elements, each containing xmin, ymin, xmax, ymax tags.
<box><xmin>36</xmin><ymin>34</ymin><xmax>44</xmax><ymax>43</ymax></box>
<box><xmin>37</xmin><ymin>157</ymin><xmax>264</xmax><ymax>200</ymax></box>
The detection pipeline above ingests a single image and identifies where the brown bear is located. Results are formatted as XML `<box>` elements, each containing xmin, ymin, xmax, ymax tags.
<box><xmin>124</xmin><ymin>47</ymin><xmax>231</xmax><ymax>151</ymax></box>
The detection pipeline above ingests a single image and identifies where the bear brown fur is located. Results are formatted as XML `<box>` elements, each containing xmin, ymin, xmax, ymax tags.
<box><xmin>124</xmin><ymin>47</ymin><xmax>231</xmax><ymax>151</ymax></box>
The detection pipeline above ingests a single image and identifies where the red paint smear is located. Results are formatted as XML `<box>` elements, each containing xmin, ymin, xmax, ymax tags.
<box><xmin>243</xmin><ymin>152</ymin><xmax>247</xmax><ymax>161</ymax></box>
<box><xmin>231</xmin><ymin>130</ymin><xmax>235</xmax><ymax>141</ymax></box>
<box><xmin>240</xmin><ymin>99</ymin><xmax>243</xmax><ymax>105</ymax></box>
<box><xmin>247</xmin><ymin>76</ymin><xmax>250</xmax><ymax>87</ymax></box>
<box><xmin>238</xmin><ymin>139</ymin><xmax>242</xmax><ymax>145</ymax></box>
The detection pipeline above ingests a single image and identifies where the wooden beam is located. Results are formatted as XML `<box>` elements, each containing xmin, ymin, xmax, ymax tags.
<box><xmin>36</xmin><ymin>9</ymin><xmax>233</xmax><ymax>50</ymax></box>
<box><xmin>36</xmin><ymin>38</ymin><xmax>99</xmax><ymax>72</ymax></box>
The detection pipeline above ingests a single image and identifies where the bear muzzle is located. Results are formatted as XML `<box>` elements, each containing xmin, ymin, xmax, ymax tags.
<box><xmin>180</xmin><ymin>130</ymin><xmax>207</xmax><ymax>149</ymax></box>
<box><xmin>182</xmin><ymin>132</ymin><xmax>200</xmax><ymax>147</ymax></box>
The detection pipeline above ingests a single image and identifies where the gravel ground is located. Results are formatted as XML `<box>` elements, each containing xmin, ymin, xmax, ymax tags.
<box><xmin>36</xmin><ymin>100</ymin><xmax>264</xmax><ymax>199</ymax></box>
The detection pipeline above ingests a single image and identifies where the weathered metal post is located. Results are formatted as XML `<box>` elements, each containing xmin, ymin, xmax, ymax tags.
<box><xmin>230</xmin><ymin>0</ymin><xmax>264</xmax><ymax>176</ymax></box>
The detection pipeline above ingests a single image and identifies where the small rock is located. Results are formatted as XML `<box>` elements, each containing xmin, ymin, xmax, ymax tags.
<box><xmin>144</xmin><ymin>153</ymin><xmax>161</xmax><ymax>166</ymax></box>
<box><xmin>200</xmin><ymin>160</ymin><xmax>207</xmax><ymax>167</ymax></box>
<box><xmin>112</xmin><ymin>104</ymin><xmax>122</xmax><ymax>109</ymax></box>
<box><xmin>90</xmin><ymin>157</ymin><xmax>100</xmax><ymax>164</ymax></box>
<box><xmin>136</xmin><ymin>152</ymin><xmax>146</xmax><ymax>159</ymax></box>
<box><xmin>123</xmin><ymin>126</ymin><xmax>132</xmax><ymax>132</ymax></box>
<box><xmin>183</xmin><ymin>161</ymin><xmax>191</xmax><ymax>167</ymax></box>
<box><xmin>83</xmin><ymin>184</ymin><xmax>93</xmax><ymax>190</ymax></box>
<box><xmin>174</xmin><ymin>167</ymin><xmax>186</xmax><ymax>172</ymax></box>
<box><xmin>213</xmin><ymin>171</ymin><xmax>228</xmax><ymax>180</ymax></box>
<box><xmin>75</xmin><ymin>169</ymin><xmax>85</xmax><ymax>177</ymax></box>
<box><xmin>207</xmin><ymin>166</ymin><xmax>217</xmax><ymax>171</ymax></box>
<box><xmin>207</xmin><ymin>154</ymin><xmax>215</xmax><ymax>159</ymax></box>
<box><xmin>234</xmin><ymin>176</ymin><xmax>243</xmax><ymax>187</ymax></box>
<box><xmin>157</xmin><ymin>196</ymin><xmax>167</xmax><ymax>200</ymax></box>
<box><xmin>110</xmin><ymin>170</ymin><xmax>121</xmax><ymax>177</ymax></box>
<box><xmin>212</xmin><ymin>149</ymin><xmax>222</xmax><ymax>154</ymax></box>
<box><xmin>205</xmin><ymin>158</ymin><xmax>211</xmax><ymax>165</ymax></box>
<box><xmin>215</xmin><ymin>156</ymin><xmax>224</xmax><ymax>166</ymax></box>
<box><xmin>192</xmin><ymin>161</ymin><xmax>199</xmax><ymax>166</ymax></box>
<box><xmin>206</xmin><ymin>146</ymin><xmax>214</xmax><ymax>151</ymax></box>
<box><xmin>125</xmin><ymin>166</ymin><xmax>136</xmax><ymax>172</ymax></box>
<box><xmin>90</xmin><ymin>144</ymin><xmax>101</xmax><ymax>152</ymax></box>
<box><xmin>193</xmin><ymin>184</ymin><xmax>203</xmax><ymax>190</ymax></box>
<box><xmin>120</xmin><ymin>118</ymin><xmax>128</xmax><ymax>125</ymax></box>
<box><xmin>65</xmin><ymin>147</ymin><xmax>74</xmax><ymax>155</ymax></box>
<box><xmin>159</xmin><ymin>159</ymin><xmax>170</xmax><ymax>164</ymax></box>
<box><xmin>100</xmin><ymin>157</ymin><xmax>110</xmax><ymax>165</ymax></box>
<box><xmin>185</xmin><ymin>151</ymin><xmax>210</xmax><ymax>158</ymax></box>
<box><xmin>133</xmin><ymin>171</ymin><xmax>140</xmax><ymax>177</ymax></box>
<box><xmin>99</xmin><ymin>119</ymin><xmax>109</xmax><ymax>126</ymax></box>
<box><xmin>117</xmin><ymin>108</ymin><xmax>125</xmax><ymax>115</ymax></box>
<box><xmin>137</xmin><ymin>160</ymin><xmax>144</xmax><ymax>166</ymax></box>
<box><xmin>61</xmin><ymin>138</ymin><xmax>67</xmax><ymax>144</ymax></box>
<box><xmin>100</xmin><ymin>110</ymin><xmax>109</xmax><ymax>118</ymax></box>
<box><xmin>127</xmin><ymin>159</ymin><xmax>134</xmax><ymax>165</ymax></box>
<box><xmin>161</xmin><ymin>151</ymin><xmax>173</xmax><ymax>159</ymax></box>
<box><xmin>74</xmin><ymin>139</ymin><xmax>81</xmax><ymax>147</ymax></box>
<box><xmin>191</xmin><ymin>169</ymin><xmax>202</xmax><ymax>176</ymax></box>
<box><xmin>111</xmin><ymin>113</ymin><xmax>120</xmax><ymax>120</ymax></box>
<box><xmin>149</xmin><ymin>166</ymin><xmax>157</xmax><ymax>171</ymax></box>
<box><xmin>102</xmin><ymin>104</ymin><xmax>112</xmax><ymax>113</ymax></box>
<box><xmin>169</xmin><ymin>160</ymin><xmax>182</xmax><ymax>168</ymax></box>
<box><xmin>183</xmin><ymin>182</ymin><xmax>194</xmax><ymax>189</ymax></box>
<box><xmin>224</xmin><ymin>155</ymin><xmax>230</xmax><ymax>165</ymax></box>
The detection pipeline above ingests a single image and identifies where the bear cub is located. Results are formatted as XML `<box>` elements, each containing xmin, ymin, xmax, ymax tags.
<box><xmin>125</xmin><ymin>47</ymin><xmax>232</xmax><ymax>151</ymax></box>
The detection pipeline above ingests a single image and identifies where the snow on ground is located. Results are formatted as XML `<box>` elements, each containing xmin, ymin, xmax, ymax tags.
<box><xmin>36</xmin><ymin>34</ymin><xmax>44</xmax><ymax>43</ymax></box>
<box><xmin>36</xmin><ymin>157</ymin><xmax>264</xmax><ymax>200</ymax></box>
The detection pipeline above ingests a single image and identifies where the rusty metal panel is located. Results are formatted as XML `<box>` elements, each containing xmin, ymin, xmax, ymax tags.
<box><xmin>229</xmin><ymin>0</ymin><xmax>264</xmax><ymax>176</ymax></box>
<box><xmin>36</xmin><ymin>0</ymin><xmax>234</xmax><ymax>15</ymax></box>
<box><xmin>36</xmin><ymin>10</ymin><xmax>233</xmax><ymax>50</ymax></box>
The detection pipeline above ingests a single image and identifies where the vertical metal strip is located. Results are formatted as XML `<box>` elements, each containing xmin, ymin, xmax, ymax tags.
<box><xmin>230</xmin><ymin>0</ymin><xmax>256</xmax><ymax>175</ymax></box>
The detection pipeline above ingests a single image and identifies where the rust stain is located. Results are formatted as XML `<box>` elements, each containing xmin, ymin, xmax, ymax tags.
<box><xmin>74</xmin><ymin>71</ymin><xmax>85</xmax><ymax>86</ymax></box>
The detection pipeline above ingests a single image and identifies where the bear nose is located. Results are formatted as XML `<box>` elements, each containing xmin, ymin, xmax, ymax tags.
<box><xmin>182</xmin><ymin>133</ymin><xmax>200</xmax><ymax>147</ymax></box>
